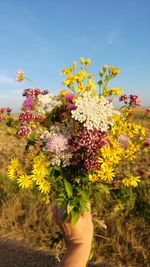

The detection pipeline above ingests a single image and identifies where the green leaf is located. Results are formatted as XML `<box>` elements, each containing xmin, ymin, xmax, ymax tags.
<box><xmin>64</xmin><ymin>179</ymin><xmax>73</xmax><ymax>198</ymax></box>
<box><xmin>67</xmin><ymin>202</ymin><xmax>74</xmax><ymax>214</ymax></box>
<box><xmin>71</xmin><ymin>209</ymin><xmax>80</xmax><ymax>224</ymax></box>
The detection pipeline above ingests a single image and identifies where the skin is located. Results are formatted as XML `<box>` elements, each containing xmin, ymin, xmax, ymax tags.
<box><xmin>52</xmin><ymin>204</ymin><xmax>93</xmax><ymax>267</ymax></box>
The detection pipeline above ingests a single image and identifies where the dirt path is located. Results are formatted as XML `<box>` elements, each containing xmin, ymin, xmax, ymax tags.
<box><xmin>0</xmin><ymin>239</ymin><xmax>112</xmax><ymax>267</ymax></box>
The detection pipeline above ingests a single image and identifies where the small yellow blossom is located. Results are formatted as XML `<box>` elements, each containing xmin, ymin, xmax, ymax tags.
<box><xmin>62</xmin><ymin>68</ymin><xmax>73</xmax><ymax>75</ymax></box>
<box><xmin>58</xmin><ymin>90</ymin><xmax>69</xmax><ymax>96</ymax></box>
<box><xmin>7</xmin><ymin>158</ymin><xmax>21</xmax><ymax>181</ymax></box>
<box><xmin>97</xmin><ymin>162</ymin><xmax>115</xmax><ymax>182</ymax></box>
<box><xmin>89</xmin><ymin>173</ymin><xmax>99</xmax><ymax>183</ymax></box>
<box><xmin>122</xmin><ymin>176</ymin><xmax>141</xmax><ymax>187</ymax></box>
<box><xmin>38</xmin><ymin>179</ymin><xmax>51</xmax><ymax>194</ymax></box>
<box><xmin>86</xmin><ymin>79</ymin><xmax>96</xmax><ymax>91</ymax></box>
<box><xmin>99</xmin><ymin>70</ymin><xmax>104</xmax><ymax>76</ymax></box>
<box><xmin>84</xmin><ymin>58</ymin><xmax>91</xmax><ymax>66</ymax></box>
<box><xmin>17</xmin><ymin>174</ymin><xmax>32</xmax><ymax>189</ymax></box>
<box><xmin>75</xmin><ymin>71</ymin><xmax>87</xmax><ymax>80</ymax></box>
<box><xmin>72</xmin><ymin>61</ymin><xmax>77</xmax><ymax>69</ymax></box>
<box><xmin>80</xmin><ymin>57</ymin><xmax>85</xmax><ymax>64</ymax></box>
<box><xmin>103</xmin><ymin>65</ymin><xmax>108</xmax><ymax>71</ymax></box>
<box><xmin>63</xmin><ymin>75</ymin><xmax>75</xmax><ymax>86</ymax></box>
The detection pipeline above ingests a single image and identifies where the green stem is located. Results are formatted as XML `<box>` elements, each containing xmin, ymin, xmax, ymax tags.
<box><xmin>25</xmin><ymin>77</ymin><xmax>37</xmax><ymax>88</ymax></box>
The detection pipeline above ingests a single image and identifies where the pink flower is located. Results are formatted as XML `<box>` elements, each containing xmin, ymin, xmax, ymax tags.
<box><xmin>15</xmin><ymin>69</ymin><xmax>24</xmax><ymax>83</ymax></box>
<box><xmin>22</xmin><ymin>88</ymin><xmax>48</xmax><ymax>96</ymax></box>
<box><xmin>67</xmin><ymin>104</ymin><xmax>77</xmax><ymax>110</ymax></box>
<box><xmin>17</xmin><ymin>126</ymin><xmax>30</xmax><ymax>137</ymax></box>
<box><xmin>46</xmin><ymin>133</ymin><xmax>68</xmax><ymax>154</ymax></box>
<box><xmin>19</xmin><ymin>111</ymin><xmax>34</xmax><ymax>123</ymax></box>
<box><xmin>0</xmin><ymin>107</ymin><xmax>11</xmax><ymax>114</ymax></box>
<box><xmin>23</xmin><ymin>96</ymin><xmax>34</xmax><ymax>111</ymax></box>
<box><xmin>35</xmin><ymin>114</ymin><xmax>44</xmax><ymax>122</ymax></box>
<box><xmin>0</xmin><ymin>115</ymin><xmax>4</xmax><ymax>121</ymax></box>
<box><xmin>118</xmin><ymin>134</ymin><xmax>129</xmax><ymax>149</ymax></box>
<box><xmin>64</xmin><ymin>93</ymin><xmax>75</xmax><ymax>102</ymax></box>
<box><xmin>145</xmin><ymin>137</ymin><xmax>150</xmax><ymax>146</ymax></box>
<box><xmin>129</xmin><ymin>95</ymin><xmax>140</xmax><ymax>107</ymax></box>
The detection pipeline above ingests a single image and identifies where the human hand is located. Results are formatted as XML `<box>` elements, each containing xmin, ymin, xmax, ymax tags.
<box><xmin>52</xmin><ymin>204</ymin><xmax>93</xmax><ymax>267</ymax></box>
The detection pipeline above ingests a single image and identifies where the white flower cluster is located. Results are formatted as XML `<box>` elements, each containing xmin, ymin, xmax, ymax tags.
<box><xmin>37</xmin><ymin>94</ymin><xmax>62</xmax><ymax>114</ymax></box>
<box><xmin>71</xmin><ymin>92</ymin><xmax>114</xmax><ymax>131</ymax></box>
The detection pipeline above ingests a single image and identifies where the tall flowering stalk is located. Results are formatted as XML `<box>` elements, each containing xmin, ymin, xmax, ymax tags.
<box><xmin>1</xmin><ymin>58</ymin><xmax>149</xmax><ymax>224</ymax></box>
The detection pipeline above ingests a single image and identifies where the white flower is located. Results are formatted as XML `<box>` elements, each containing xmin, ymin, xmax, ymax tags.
<box><xmin>71</xmin><ymin>92</ymin><xmax>113</xmax><ymax>131</ymax></box>
<box><xmin>37</xmin><ymin>94</ymin><xmax>62</xmax><ymax>114</ymax></box>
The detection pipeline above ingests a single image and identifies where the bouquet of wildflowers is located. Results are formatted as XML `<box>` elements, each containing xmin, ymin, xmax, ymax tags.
<box><xmin>1</xmin><ymin>58</ymin><xmax>149</xmax><ymax>223</ymax></box>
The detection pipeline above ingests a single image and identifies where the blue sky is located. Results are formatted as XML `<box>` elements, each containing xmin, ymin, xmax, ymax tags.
<box><xmin>0</xmin><ymin>0</ymin><xmax>150</xmax><ymax>112</ymax></box>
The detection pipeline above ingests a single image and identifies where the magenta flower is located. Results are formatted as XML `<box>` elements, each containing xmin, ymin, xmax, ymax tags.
<box><xmin>23</xmin><ymin>96</ymin><xmax>34</xmax><ymax>111</ymax></box>
<box><xmin>22</xmin><ymin>88</ymin><xmax>48</xmax><ymax>97</ymax></box>
<box><xmin>17</xmin><ymin>126</ymin><xmax>30</xmax><ymax>137</ymax></box>
<box><xmin>64</xmin><ymin>93</ymin><xmax>75</xmax><ymax>102</ymax></box>
<box><xmin>67</xmin><ymin>104</ymin><xmax>77</xmax><ymax>110</ymax></box>
<box><xmin>145</xmin><ymin>137</ymin><xmax>150</xmax><ymax>146</ymax></box>
<box><xmin>129</xmin><ymin>95</ymin><xmax>140</xmax><ymax>107</ymax></box>
<box><xmin>19</xmin><ymin>111</ymin><xmax>34</xmax><ymax>123</ymax></box>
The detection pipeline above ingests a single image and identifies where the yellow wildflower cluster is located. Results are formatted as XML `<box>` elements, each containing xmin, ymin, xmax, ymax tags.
<box><xmin>62</xmin><ymin>57</ymin><xmax>96</xmax><ymax>94</ymax></box>
<box><xmin>31</xmin><ymin>152</ymin><xmax>51</xmax><ymax>194</ymax></box>
<box><xmin>122</xmin><ymin>176</ymin><xmax>141</xmax><ymax>187</ymax></box>
<box><xmin>89</xmin><ymin>111</ymin><xmax>146</xmax><ymax>187</ymax></box>
<box><xmin>89</xmin><ymin>140</ymin><xmax>124</xmax><ymax>183</ymax></box>
<box><xmin>7</xmin><ymin>152</ymin><xmax>51</xmax><ymax>196</ymax></box>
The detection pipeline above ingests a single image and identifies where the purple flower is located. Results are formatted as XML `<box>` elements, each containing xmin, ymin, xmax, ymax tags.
<box><xmin>67</xmin><ymin>104</ymin><xmax>77</xmax><ymax>110</ymax></box>
<box><xmin>23</xmin><ymin>96</ymin><xmax>34</xmax><ymax>111</ymax></box>
<box><xmin>64</xmin><ymin>93</ymin><xmax>75</xmax><ymax>102</ymax></box>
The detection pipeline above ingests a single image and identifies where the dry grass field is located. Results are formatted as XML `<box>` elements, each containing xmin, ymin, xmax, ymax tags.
<box><xmin>0</xmin><ymin>108</ymin><xmax>150</xmax><ymax>267</ymax></box>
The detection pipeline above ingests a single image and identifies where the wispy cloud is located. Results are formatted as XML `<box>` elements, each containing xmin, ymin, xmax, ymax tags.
<box><xmin>0</xmin><ymin>74</ymin><xmax>14</xmax><ymax>85</ymax></box>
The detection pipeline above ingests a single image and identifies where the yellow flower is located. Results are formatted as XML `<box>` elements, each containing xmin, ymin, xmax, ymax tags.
<box><xmin>99</xmin><ymin>144</ymin><xmax>123</xmax><ymax>164</ymax></box>
<box><xmin>75</xmin><ymin>71</ymin><xmax>87</xmax><ymax>80</ymax></box>
<box><xmin>103</xmin><ymin>65</ymin><xmax>108</xmax><ymax>71</ymax></box>
<box><xmin>62</xmin><ymin>67</ymin><xmax>73</xmax><ymax>75</ymax></box>
<box><xmin>109</xmin><ymin>66</ymin><xmax>120</xmax><ymax>76</ymax></box>
<box><xmin>17</xmin><ymin>174</ymin><xmax>32</xmax><ymax>189</ymax></box>
<box><xmin>84</xmin><ymin>58</ymin><xmax>91</xmax><ymax>66</ymax></box>
<box><xmin>72</xmin><ymin>61</ymin><xmax>77</xmax><ymax>69</ymax></box>
<box><xmin>122</xmin><ymin>176</ymin><xmax>141</xmax><ymax>187</ymax></box>
<box><xmin>38</xmin><ymin>179</ymin><xmax>51</xmax><ymax>194</ymax></box>
<box><xmin>9</xmin><ymin>158</ymin><xmax>20</xmax><ymax>169</ymax></box>
<box><xmin>99</xmin><ymin>70</ymin><xmax>104</xmax><ymax>76</ymax></box>
<box><xmin>76</xmin><ymin>83</ymin><xmax>85</xmax><ymax>93</ymax></box>
<box><xmin>80</xmin><ymin>57</ymin><xmax>85</xmax><ymax>64</ymax></box>
<box><xmin>58</xmin><ymin>90</ymin><xmax>69</xmax><ymax>96</ymax></box>
<box><xmin>110</xmin><ymin>88</ymin><xmax>123</xmax><ymax>96</ymax></box>
<box><xmin>63</xmin><ymin>75</ymin><xmax>75</xmax><ymax>86</ymax></box>
<box><xmin>125</xmin><ymin>142</ymin><xmax>137</xmax><ymax>160</ymax></box>
<box><xmin>7</xmin><ymin>158</ymin><xmax>21</xmax><ymax>181</ymax></box>
<box><xmin>89</xmin><ymin>173</ymin><xmax>99</xmax><ymax>183</ymax></box>
<box><xmin>86</xmin><ymin>79</ymin><xmax>96</xmax><ymax>90</ymax></box>
<box><xmin>97</xmin><ymin>162</ymin><xmax>115</xmax><ymax>182</ymax></box>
